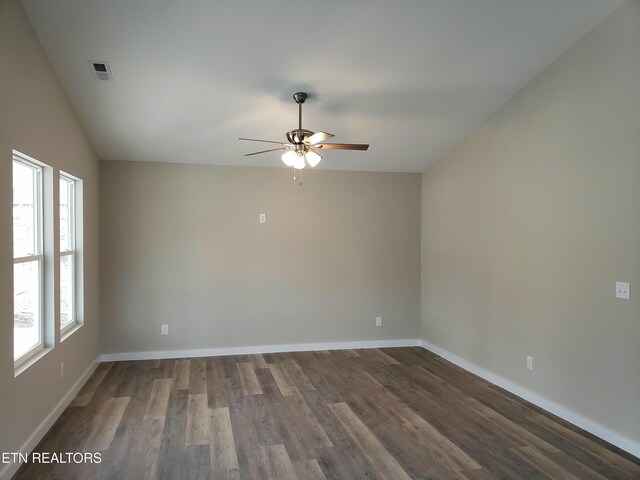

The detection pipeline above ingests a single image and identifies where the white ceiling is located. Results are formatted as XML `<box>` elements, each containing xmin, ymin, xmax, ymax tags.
<box><xmin>22</xmin><ymin>0</ymin><xmax>624</xmax><ymax>172</ymax></box>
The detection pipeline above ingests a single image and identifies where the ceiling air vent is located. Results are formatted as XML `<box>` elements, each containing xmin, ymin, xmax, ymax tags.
<box><xmin>88</xmin><ymin>61</ymin><xmax>112</xmax><ymax>81</ymax></box>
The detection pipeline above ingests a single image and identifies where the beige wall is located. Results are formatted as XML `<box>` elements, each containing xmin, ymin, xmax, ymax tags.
<box><xmin>0</xmin><ymin>0</ymin><xmax>100</xmax><ymax>466</ymax></box>
<box><xmin>100</xmin><ymin>161</ymin><xmax>420</xmax><ymax>354</ymax></box>
<box><xmin>421</xmin><ymin>0</ymin><xmax>640</xmax><ymax>443</ymax></box>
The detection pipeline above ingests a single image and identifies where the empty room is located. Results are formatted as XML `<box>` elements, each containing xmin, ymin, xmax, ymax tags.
<box><xmin>1</xmin><ymin>0</ymin><xmax>639</xmax><ymax>478</ymax></box>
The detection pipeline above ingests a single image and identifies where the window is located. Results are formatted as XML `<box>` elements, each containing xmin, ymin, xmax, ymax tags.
<box><xmin>13</xmin><ymin>155</ymin><xmax>44</xmax><ymax>364</ymax></box>
<box><xmin>12</xmin><ymin>152</ymin><xmax>84</xmax><ymax>370</ymax></box>
<box><xmin>59</xmin><ymin>173</ymin><xmax>80</xmax><ymax>333</ymax></box>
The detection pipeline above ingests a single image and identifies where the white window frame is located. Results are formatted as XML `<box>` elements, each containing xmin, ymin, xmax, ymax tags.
<box><xmin>13</xmin><ymin>154</ymin><xmax>45</xmax><ymax>367</ymax></box>
<box><xmin>59</xmin><ymin>173</ymin><xmax>79</xmax><ymax>335</ymax></box>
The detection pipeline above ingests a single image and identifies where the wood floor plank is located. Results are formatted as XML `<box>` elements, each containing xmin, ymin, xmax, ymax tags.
<box><xmin>206</xmin><ymin>357</ymin><xmax>229</xmax><ymax>408</ymax></box>
<box><xmin>210</xmin><ymin>406</ymin><xmax>239</xmax><ymax>471</ymax></box>
<box><xmin>155</xmin><ymin>388</ymin><xmax>189</xmax><ymax>479</ymax></box>
<box><xmin>464</xmin><ymin>396</ymin><xmax>559</xmax><ymax>453</ymax></box>
<box><xmin>374</xmin><ymin>348</ymin><xmax>401</xmax><ymax>365</ymax></box>
<box><xmin>267</xmin><ymin>444</ymin><xmax>299</xmax><ymax>480</ymax></box>
<box><xmin>185</xmin><ymin>444</ymin><xmax>213</xmax><ymax>480</ymax></box>
<box><xmin>230</xmin><ymin>415</ymin><xmax>272</xmax><ymax>479</ymax></box>
<box><xmin>250</xmin><ymin>398</ymin><xmax>286</xmax><ymax>446</ymax></box>
<box><xmin>513</xmin><ymin>445</ymin><xmax>609</xmax><ymax>480</ymax></box>
<box><xmin>349</xmin><ymin>370</ymin><xmax>484</xmax><ymax>478</ymax></box>
<box><xmin>283</xmin><ymin>359</ymin><xmax>316</xmax><ymax>392</ymax></box>
<box><xmin>190</xmin><ymin>357</ymin><xmax>208</xmax><ymax>394</ymax></box>
<box><xmin>293</xmin><ymin>459</ymin><xmax>327</xmax><ymax>480</ymax></box>
<box><xmin>186</xmin><ymin>393</ymin><xmax>211</xmax><ymax>446</ymax></box>
<box><xmin>250</xmin><ymin>353</ymin><xmax>269</xmax><ymax>367</ymax></box>
<box><xmin>397</xmin><ymin>402</ymin><xmax>482</xmax><ymax>472</ymax></box>
<box><xmin>268</xmin><ymin>363</ymin><xmax>300</xmax><ymax>397</ymax></box>
<box><xmin>362</xmin><ymin>348</ymin><xmax>401</xmax><ymax>365</ymax></box>
<box><xmin>157</xmin><ymin>358</ymin><xmax>176</xmax><ymax>378</ymax></box>
<box><xmin>253</xmin><ymin>446</ymin><xmax>278</xmax><ymax>479</ymax></box>
<box><xmin>124</xmin><ymin>418</ymin><xmax>165</xmax><ymax>480</ymax></box>
<box><xmin>144</xmin><ymin>378</ymin><xmax>172</xmax><ymax>420</ymax></box>
<box><xmin>533</xmin><ymin>413</ymin><xmax>640</xmax><ymax>479</ymax></box>
<box><xmin>84</xmin><ymin>396</ymin><xmax>130</xmax><ymax>451</ymax></box>
<box><xmin>174</xmin><ymin>358</ymin><xmax>191</xmax><ymax>390</ymax></box>
<box><xmin>287</xmin><ymin>393</ymin><xmax>333</xmax><ymax>449</ymax></box>
<box><xmin>342</xmin><ymin>349</ymin><xmax>361</xmax><ymax>357</ymax></box>
<box><xmin>237</xmin><ymin>362</ymin><xmax>263</xmax><ymax>395</ymax></box>
<box><xmin>70</xmin><ymin>363</ymin><xmax>112</xmax><ymax>406</ymax></box>
<box><xmin>329</xmin><ymin>402</ymin><xmax>412</xmax><ymax>480</ymax></box>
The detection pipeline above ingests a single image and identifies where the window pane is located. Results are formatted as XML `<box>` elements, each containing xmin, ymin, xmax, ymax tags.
<box><xmin>60</xmin><ymin>177</ymin><xmax>72</xmax><ymax>252</ymax></box>
<box><xmin>60</xmin><ymin>255</ymin><xmax>74</xmax><ymax>329</ymax></box>
<box><xmin>13</xmin><ymin>161</ymin><xmax>37</xmax><ymax>258</ymax></box>
<box><xmin>14</xmin><ymin>260</ymin><xmax>41</xmax><ymax>359</ymax></box>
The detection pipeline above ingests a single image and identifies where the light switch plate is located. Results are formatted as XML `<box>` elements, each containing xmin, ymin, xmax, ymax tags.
<box><xmin>616</xmin><ymin>282</ymin><xmax>630</xmax><ymax>299</ymax></box>
<box><xmin>259</xmin><ymin>213</ymin><xmax>266</xmax><ymax>224</ymax></box>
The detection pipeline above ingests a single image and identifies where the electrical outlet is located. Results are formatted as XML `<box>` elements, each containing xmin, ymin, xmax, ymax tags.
<box><xmin>616</xmin><ymin>282</ymin><xmax>630</xmax><ymax>299</ymax></box>
<box><xmin>60</xmin><ymin>362</ymin><xmax>64</xmax><ymax>378</ymax></box>
<box><xmin>526</xmin><ymin>356</ymin><xmax>533</xmax><ymax>370</ymax></box>
<box><xmin>161</xmin><ymin>324</ymin><xmax>169</xmax><ymax>335</ymax></box>
<box><xmin>375</xmin><ymin>316</ymin><xmax>382</xmax><ymax>327</ymax></box>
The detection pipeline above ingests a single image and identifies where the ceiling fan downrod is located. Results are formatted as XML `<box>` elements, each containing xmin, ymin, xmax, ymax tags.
<box><xmin>293</xmin><ymin>91</ymin><xmax>307</xmax><ymax>131</ymax></box>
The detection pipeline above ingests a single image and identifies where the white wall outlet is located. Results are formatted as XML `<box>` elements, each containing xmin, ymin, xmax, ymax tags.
<box><xmin>259</xmin><ymin>213</ymin><xmax>266</xmax><ymax>224</ymax></box>
<box><xmin>375</xmin><ymin>316</ymin><xmax>382</xmax><ymax>327</ymax></box>
<box><xmin>60</xmin><ymin>362</ymin><xmax>64</xmax><ymax>378</ymax></box>
<box><xmin>526</xmin><ymin>355</ymin><xmax>533</xmax><ymax>370</ymax></box>
<box><xmin>616</xmin><ymin>282</ymin><xmax>630</xmax><ymax>299</ymax></box>
<box><xmin>161</xmin><ymin>324</ymin><xmax>169</xmax><ymax>335</ymax></box>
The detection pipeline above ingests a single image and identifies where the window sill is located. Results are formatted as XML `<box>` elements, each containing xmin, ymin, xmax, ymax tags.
<box><xmin>61</xmin><ymin>322</ymin><xmax>83</xmax><ymax>342</ymax></box>
<box><xmin>14</xmin><ymin>346</ymin><xmax>53</xmax><ymax>377</ymax></box>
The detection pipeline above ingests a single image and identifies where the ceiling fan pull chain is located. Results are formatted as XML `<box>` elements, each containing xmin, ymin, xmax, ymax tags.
<box><xmin>293</xmin><ymin>167</ymin><xmax>296</xmax><ymax>181</ymax></box>
<box><xmin>299</xmin><ymin>168</ymin><xmax>303</xmax><ymax>187</ymax></box>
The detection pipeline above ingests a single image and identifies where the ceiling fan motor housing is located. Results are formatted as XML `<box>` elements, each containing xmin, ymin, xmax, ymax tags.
<box><xmin>286</xmin><ymin>129</ymin><xmax>314</xmax><ymax>145</ymax></box>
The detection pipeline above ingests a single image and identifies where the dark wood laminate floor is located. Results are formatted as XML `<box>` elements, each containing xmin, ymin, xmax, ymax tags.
<box><xmin>14</xmin><ymin>347</ymin><xmax>640</xmax><ymax>479</ymax></box>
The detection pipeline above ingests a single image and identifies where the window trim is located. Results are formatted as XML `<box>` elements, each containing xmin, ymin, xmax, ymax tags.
<box><xmin>13</xmin><ymin>154</ymin><xmax>45</xmax><ymax>368</ymax></box>
<box><xmin>59</xmin><ymin>172</ymin><xmax>80</xmax><ymax>336</ymax></box>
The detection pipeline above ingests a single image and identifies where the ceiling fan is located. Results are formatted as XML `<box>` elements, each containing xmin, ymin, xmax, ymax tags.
<box><xmin>239</xmin><ymin>92</ymin><xmax>369</xmax><ymax>169</ymax></box>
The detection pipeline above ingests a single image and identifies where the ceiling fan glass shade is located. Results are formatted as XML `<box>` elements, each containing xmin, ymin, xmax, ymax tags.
<box><xmin>305</xmin><ymin>149</ymin><xmax>322</xmax><ymax>167</ymax></box>
<box><xmin>293</xmin><ymin>153</ymin><xmax>305</xmax><ymax>169</ymax></box>
<box><xmin>281</xmin><ymin>150</ymin><xmax>297</xmax><ymax>167</ymax></box>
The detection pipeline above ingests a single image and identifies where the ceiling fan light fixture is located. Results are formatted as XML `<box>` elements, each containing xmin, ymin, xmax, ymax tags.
<box><xmin>305</xmin><ymin>150</ymin><xmax>321</xmax><ymax>167</ymax></box>
<box><xmin>292</xmin><ymin>152</ymin><xmax>306</xmax><ymax>169</ymax></box>
<box><xmin>281</xmin><ymin>150</ymin><xmax>297</xmax><ymax>167</ymax></box>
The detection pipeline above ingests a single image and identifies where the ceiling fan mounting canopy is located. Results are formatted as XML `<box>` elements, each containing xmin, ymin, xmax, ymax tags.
<box><xmin>239</xmin><ymin>91</ymin><xmax>369</xmax><ymax>169</ymax></box>
<box><xmin>292</xmin><ymin>91</ymin><xmax>307</xmax><ymax>104</ymax></box>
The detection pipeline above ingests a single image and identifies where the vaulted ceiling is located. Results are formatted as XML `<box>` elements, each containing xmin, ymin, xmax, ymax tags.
<box><xmin>22</xmin><ymin>0</ymin><xmax>624</xmax><ymax>172</ymax></box>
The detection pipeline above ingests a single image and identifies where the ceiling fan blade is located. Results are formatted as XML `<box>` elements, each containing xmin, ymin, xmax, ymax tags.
<box><xmin>239</xmin><ymin>137</ymin><xmax>287</xmax><ymax>145</ymax></box>
<box><xmin>305</xmin><ymin>131</ymin><xmax>334</xmax><ymax>145</ymax></box>
<box><xmin>316</xmin><ymin>143</ymin><xmax>369</xmax><ymax>151</ymax></box>
<box><xmin>244</xmin><ymin>147</ymin><xmax>286</xmax><ymax>156</ymax></box>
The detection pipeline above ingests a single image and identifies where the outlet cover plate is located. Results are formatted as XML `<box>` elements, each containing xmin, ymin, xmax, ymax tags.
<box><xmin>616</xmin><ymin>282</ymin><xmax>630</xmax><ymax>299</ymax></box>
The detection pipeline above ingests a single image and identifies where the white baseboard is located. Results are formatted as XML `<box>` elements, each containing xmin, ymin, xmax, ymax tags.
<box><xmin>420</xmin><ymin>340</ymin><xmax>640</xmax><ymax>459</ymax></box>
<box><xmin>0</xmin><ymin>357</ymin><xmax>100</xmax><ymax>480</ymax></box>
<box><xmin>100</xmin><ymin>338</ymin><xmax>421</xmax><ymax>362</ymax></box>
